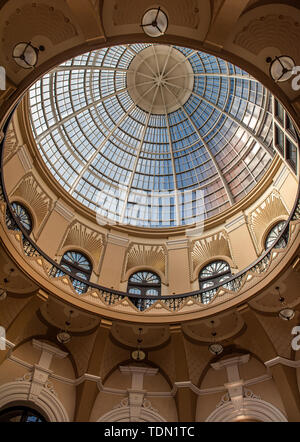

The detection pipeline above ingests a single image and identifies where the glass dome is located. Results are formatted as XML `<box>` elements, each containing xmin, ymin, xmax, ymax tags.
<box><xmin>29</xmin><ymin>44</ymin><xmax>275</xmax><ymax>228</ymax></box>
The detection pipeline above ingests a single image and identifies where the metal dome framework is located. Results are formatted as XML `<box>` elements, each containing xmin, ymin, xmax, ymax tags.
<box><xmin>29</xmin><ymin>43</ymin><xmax>276</xmax><ymax>228</ymax></box>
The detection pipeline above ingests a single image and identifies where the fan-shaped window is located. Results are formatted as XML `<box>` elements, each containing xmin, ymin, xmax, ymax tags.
<box><xmin>0</xmin><ymin>406</ymin><xmax>47</xmax><ymax>422</ymax></box>
<box><xmin>199</xmin><ymin>260</ymin><xmax>232</xmax><ymax>304</ymax></box>
<box><xmin>57</xmin><ymin>250</ymin><xmax>92</xmax><ymax>294</ymax></box>
<box><xmin>265</xmin><ymin>221</ymin><xmax>288</xmax><ymax>250</ymax></box>
<box><xmin>128</xmin><ymin>271</ymin><xmax>161</xmax><ymax>311</ymax></box>
<box><xmin>7</xmin><ymin>202</ymin><xmax>32</xmax><ymax>233</ymax></box>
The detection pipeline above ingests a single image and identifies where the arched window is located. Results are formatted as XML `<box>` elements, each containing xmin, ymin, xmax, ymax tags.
<box><xmin>265</xmin><ymin>221</ymin><xmax>288</xmax><ymax>250</ymax></box>
<box><xmin>127</xmin><ymin>271</ymin><xmax>161</xmax><ymax>311</ymax></box>
<box><xmin>0</xmin><ymin>406</ymin><xmax>47</xmax><ymax>422</ymax></box>
<box><xmin>57</xmin><ymin>250</ymin><xmax>92</xmax><ymax>294</ymax></box>
<box><xmin>7</xmin><ymin>202</ymin><xmax>32</xmax><ymax>233</ymax></box>
<box><xmin>199</xmin><ymin>260</ymin><xmax>232</xmax><ymax>304</ymax></box>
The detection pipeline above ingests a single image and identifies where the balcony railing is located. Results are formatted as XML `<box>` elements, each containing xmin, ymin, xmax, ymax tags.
<box><xmin>0</xmin><ymin>108</ymin><xmax>299</xmax><ymax>312</ymax></box>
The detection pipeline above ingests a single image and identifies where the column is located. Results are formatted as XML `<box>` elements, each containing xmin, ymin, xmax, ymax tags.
<box><xmin>74</xmin><ymin>319</ymin><xmax>112</xmax><ymax>422</ymax></box>
<box><xmin>166</xmin><ymin>239</ymin><xmax>191</xmax><ymax>294</ymax></box>
<box><xmin>119</xmin><ymin>365</ymin><xmax>158</xmax><ymax>421</ymax></box>
<box><xmin>170</xmin><ymin>325</ymin><xmax>196</xmax><ymax>421</ymax></box>
<box><xmin>98</xmin><ymin>233</ymin><xmax>129</xmax><ymax>289</ymax></box>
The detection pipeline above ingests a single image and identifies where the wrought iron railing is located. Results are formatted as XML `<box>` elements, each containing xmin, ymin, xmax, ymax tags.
<box><xmin>0</xmin><ymin>107</ymin><xmax>299</xmax><ymax>312</ymax></box>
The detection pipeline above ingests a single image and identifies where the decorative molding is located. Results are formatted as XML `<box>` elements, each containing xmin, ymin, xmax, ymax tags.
<box><xmin>211</xmin><ymin>354</ymin><xmax>250</xmax><ymax>373</ymax></box>
<box><xmin>273</xmin><ymin>166</ymin><xmax>289</xmax><ymax>190</ymax></box>
<box><xmin>32</xmin><ymin>339</ymin><xmax>68</xmax><ymax>364</ymax></box>
<box><xmin>264</xmin><ymin>356</ymin><xmax>300</xmax><ymax>369</ymax></box>
<box><xmin>3</xmin><ymin>123</ymin><xmax>19</xmax><ymax>163</ymax></box>
<box><xmin>11</xmin><ymin>173</ymin><xmax>52</xmax><ymax>230</ymax></box>
<box><xmin>54</xmin><ymin>200</ymin><xmax>74</xmax><ymax>222</ymax></box>
<box><xmin>206</xmin><ymin>397</ymin><xmax>287</xmax><ymax>422</ymax></box>
<box><xmin>248</xmin><ymin>191</ymin><xmax>288</xmax><ymax>252</ymax></box>
<box><xmin>59</xmin><ymin>221</ymin><xmax>104</xmax><ymax>268</ymax></box>
<box><xmin>17</xmin><ymin>145</ymin><xmax>33</xmax><ymax>172</ymax></box>
<box><xmin>225</xmin><ymin>214</ymin><xmax>246</xmax><ymax>232</ymax></box>
<box><xmin>125</xmin><ymin>243</ymin><xmax>167</xmax><ymax>278</ymax></box>
<box><xmin>0</xmin><ymin>381</ymin><xmax>69</xmax><ymax>422</ymax></box>
<box><xmin>107</xmin><ymin>233</ymin><xmax>129</xmax><ymax>247</ymax></box>
<box><xmin>191</xmin><ymin>230</ymin><xmax>233</xmax><ymax>275</ymax></box>
<box><xmin>166</xmin><ymin>238</ymin><xmax>189</xmax><ymax>250</ymax></box>
<box><xmin>7</xmin><ymin>352</ymin><xmax>274</xmax><ymax>400</ymax></box>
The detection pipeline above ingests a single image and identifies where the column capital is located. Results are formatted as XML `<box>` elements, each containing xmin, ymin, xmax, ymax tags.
<box><xmin>169</xmin><ymin>324</ymin><xmax>182</xmax><ymax>334</ymax></box>
<box><xmin>107</xmin><ymin>233</ymin><xmax>129</xmax><ymax>247</ymax></box>
<box><xmin>166</xmin><ymin>239</ymin><xmax>190</xmax><ymax>250</ymax></box>
<box><xmin>54</xmin><ymin>199</ymin><xmax>74</xmax><ymax>222</ymax></box>
<box><xmin>211</xmin><ymin>354</ymin><xmax>250</xmax><ymax>371</ymax></box>
<box><xmin>100</xmin><ymin>318</ymin><xmax>112</xmax><ymax>329</ymax></box>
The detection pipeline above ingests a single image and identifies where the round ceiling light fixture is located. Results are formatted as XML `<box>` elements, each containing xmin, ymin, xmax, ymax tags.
<box><xmin>275</xmin><ymin>286</ymin><xmax>295</xmax><ymax>321</ymax></box>
<box><xmin>208</xmin><ymin>342</ymin><xmax>224</xmax><ymax>356</ymax></box>
<box><xmin>56</xmin><ymin>310</ymin><xmax>73</xmax><ymax>344</ymax></box>
<box><xmin>208</xmin><ymin>321</ymin><xmax>224</xmax><ymax>356</ymax></box>
<box><xmin>266</xmin><ymin>55</ymin><xmax>295</xmax><ymax>83</ymax></box>
<box><xmin>56</xmin><ymin>331</ymin><xmax>71</xmax><ymax>344</ymax></box>
<box><xmin>141</xmin><ymin>7</ymin><xmax>168</xmax><ymax>37</ymax></box>
<box><xmin>12</xmin><ymin>42</ymin><xmax>45</xmax><ymax>69</ymax></box>
<box><xmin>131</xmin><ymin>327</ymin><xmax>146</xmax><ymax>361</ymax></box>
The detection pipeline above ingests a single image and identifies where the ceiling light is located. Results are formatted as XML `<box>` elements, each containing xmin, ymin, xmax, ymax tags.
<box><xmin>279</xmin><ymin>308</ymin><xmax>295</xmax><ymax>321</ymax></box>
<box><xmin>56</xmin><ymin>331</ymin><xmax>71</xmax><ymax>344</ymax></box>
<box><xmin>12</xmin><ymin>42</ymin><xmax>45</xmax><ymax>69</ymax></box>
<box><xmin>208</xmin><ymin>320</ymin><xmax>223</xmax><ymax>355</ymax></box>
<box><xmin>131</xmin><ymin>327</ymin><xmax>146</xmax><ymax>361</ymax></box>
<box><xmin>141</xmin><ymin>7</ymin><xmax>168</xmax><ymax>37</ymax></box>
<box><xmin>266</xmin><ymin>56</ymin><xmax>295</xmax><ymax>83</ymax></box>
<box><xmin>275</xmin><ymin>286</ymin><xmax>295</xmax><ymax>321</ymax></box>
<box><xmin>56</xmin><ymin>310</ymin><xmax>73</xmax><ymax>344</ymax></box>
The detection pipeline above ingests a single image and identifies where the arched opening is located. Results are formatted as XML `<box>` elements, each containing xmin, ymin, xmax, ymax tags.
<box><xmin>199</xmin><ymin>260</ymin><xmax>232</xmax><ymax>303</ymax></box>
<box><xmin>55</xmin><ymin>250</ymin><xmax>92</xmax><ymax>294</ymax></box>
<box><xmin>127</xmin><ymin>271</ymin><xmax>161</xmax><ymax>311</ymax></box>
<box><xmin>0</xmin><ymin>405</ymin><xmax>47</xmax><ymax>422</ymax></box>
<box><xmin>265</xmin><ymin>220</ymin><xmax>288</xmax><ymax>250</ymax></box>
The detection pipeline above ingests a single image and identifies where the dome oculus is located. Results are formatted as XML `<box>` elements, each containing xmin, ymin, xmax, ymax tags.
<box><xmin>29</xmin><ymin>44</ymin><xmax>275</xmax><ymax>228</ymax></box>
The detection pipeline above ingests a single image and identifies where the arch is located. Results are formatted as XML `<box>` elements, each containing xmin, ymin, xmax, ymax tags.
<box><xmin>123</xmin><ymin>265</ymin><xmax>166</xmax><ymax>286</ymax></box>
<box><xmin>0</xmin><ymin>381</ymin><xmax>69</xmax><ymax>422</ymax></box>
<box><xmin>206</xmin><ymin>398</ymin><xmax>287</xmax><ymax>422</ymax></box>
<box><xmin>260</xmin><ymin>216</ymin><xmax>288</xmax><ymax>250</ymax></box>
<box><xmin>0</xmin><ymin>405</ymin><xmax>47</xmax><ymax>422</ymax></box>
<box><xmin>264</xmin><ymin>219</ymin><xmax>288</xmax><ymax>250</ymax></box>
<box><xmin>192</xmin><ymin>255</ymin><xmax>236</xmax><ymax>282</ymax></box>
<box><xmin>97</xmin><ymin>406</ymin><xmax>167</xmax><ymax>423</ymax></box>
<box><xmin>58</xmin><ymin>245</ymin><xmax>97</xmax><ymax>275</ymax></box>
<box><xmin>127</xmin><ymin>270</ymin><xmax>161</xmax><ymax>311</ymax></box>
<box><xmin>198</xmin><ymin>259</ymin><xmax>232</xmax><ymax>302</ymax></box>
<box><xmin>8</xmin><ymin>201</ymin><xmax>33</xmax><ymax>234</ymax></box>
<box><xmin>57</xmin><ymin>249</ymin><xmax>93</xmax><ymax>294</ymax></box>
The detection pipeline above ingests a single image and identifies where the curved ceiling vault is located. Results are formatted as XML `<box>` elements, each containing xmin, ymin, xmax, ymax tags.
<box><xmin>29</xmin><ymin>43</ymin><xmax>276</xmax><ymax>228</ymax></box>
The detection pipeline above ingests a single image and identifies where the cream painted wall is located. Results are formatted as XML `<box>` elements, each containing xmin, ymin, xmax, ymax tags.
<box><xmin>167</xmin><ymin>244</ymin><xmax>191</xmax><ymax>294</ymax></box>
<box><xmin>98</xmin><ymin>240</ymin><xmax>128</xmax><ymax>289</ymax></box>
<box><xmin>226</xmin><ymin>220</ymin><xmax>258</xmax><ymax>270</ymax></box>
<box><xmin>37</xmin><ymin>210</ymin><xmax>71</xmax><ymax>257</ymax></box>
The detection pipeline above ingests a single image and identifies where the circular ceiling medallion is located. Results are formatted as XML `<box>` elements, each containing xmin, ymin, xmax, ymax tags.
<box><xmin>127</xmin><ymin>45</ymin><xmax>194</xmax><ymax>114</ymax></box>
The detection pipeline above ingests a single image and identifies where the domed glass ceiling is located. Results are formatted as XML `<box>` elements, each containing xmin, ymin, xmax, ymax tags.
<box><xmin>29</xmin><ymin>44</ymin><xmax>275</xmax><ymax>228</ymax></box>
